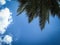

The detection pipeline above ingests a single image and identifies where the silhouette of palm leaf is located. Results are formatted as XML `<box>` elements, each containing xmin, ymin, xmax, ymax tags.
<box><xmin>17</xmin><ymin>0</ymin><xmax>60</xmax><ymax>30</ymax></box>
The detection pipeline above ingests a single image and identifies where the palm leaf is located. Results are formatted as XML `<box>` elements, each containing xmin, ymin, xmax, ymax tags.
<box><xmin>17</xmin><ymin>0</ymin><xmax>60</xmax><ymax>30</ymax></box>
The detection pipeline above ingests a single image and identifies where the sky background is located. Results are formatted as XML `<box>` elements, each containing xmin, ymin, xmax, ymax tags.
<box><xmin>0</xmin><ymin>0</ymin><xmax>60</xmax><ymax>45</ymax></box>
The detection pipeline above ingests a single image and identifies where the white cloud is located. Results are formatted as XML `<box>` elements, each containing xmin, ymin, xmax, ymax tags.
<box><xmin>0</xmin><ymin>0</ymin><xmax>11</xmax><ymax>5</ymax></box>
<box><xmin>0</xmin><ymin>0</ymin><xmax>6</xmax><ymax>5</ymax></box>
<box><xmin>0</xmin><ymin>28</ymin><xmax>6</xmax><ymax>34</ymax></box>
<box><xmin>3</xmin><ymin>35</ymin><xmax>13</xmax><ymax>44</ymax></box>
<box><xmin>0</xmin><ymin>8</ymin><xmax>13</xmax><ymax>34</ymax></box>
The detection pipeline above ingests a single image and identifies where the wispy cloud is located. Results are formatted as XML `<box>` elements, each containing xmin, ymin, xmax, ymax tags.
<box><xmin>0</xmin><ymin>0</ymin><xmax>6</xmax><ymax>5</ymax></box>
<box><xmin>0</xmin><ymin>0</ymin><xmax>11</xmax><ymax>5</ymax></box>
<box><xmin>0</xmin><ymin>8</ymin><xmax>13</xmax><ymax>34</ymax></box>
<box><xmin>3</xmin><ymin>35</ymin><xmax>13</xmax><ymax>44</ymax></box>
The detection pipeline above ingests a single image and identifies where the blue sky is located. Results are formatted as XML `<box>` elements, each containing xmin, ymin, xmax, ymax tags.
<box><xmin>0</xmin><ymin>0</ymin><xmax>60</xmax><ymax>45</ymax></box>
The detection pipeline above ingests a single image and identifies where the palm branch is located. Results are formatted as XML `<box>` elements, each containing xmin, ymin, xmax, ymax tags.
<box><xmin>17</xmin><ymin>0</ymin><xmax>60</xmax><ymax>30</ymax></box>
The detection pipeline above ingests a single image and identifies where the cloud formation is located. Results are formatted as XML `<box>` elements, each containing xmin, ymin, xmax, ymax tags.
<box><xmin>3</xmin><ymin>35</ymin><xmax>13</xmax><ymax>44</ymax></box>
<box><xmin>0</xmin><ymin>0</ymin><xmax>6</xmax><ymax>5</ymax></box>
<box><xmin>0</xmin><ymin>8</ymin><xmax>13</xmax><ymax>34</ymax></box>
<box><xmin>0</xmin><ymin>0</ymin><xmax>11</xmax><ymax>5</ymax></box>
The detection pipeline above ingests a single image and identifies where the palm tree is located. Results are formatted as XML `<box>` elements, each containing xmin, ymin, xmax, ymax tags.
<box><xmin>17</xmin><ymin>0</ymin><xmax>60</xmax><ymax>30</ymax></box>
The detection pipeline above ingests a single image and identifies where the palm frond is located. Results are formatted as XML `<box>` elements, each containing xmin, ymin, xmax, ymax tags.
<box><xmin>17</xmin><ymin>0</ymin><xmax>60</xmax><ymax>30</ymax></box>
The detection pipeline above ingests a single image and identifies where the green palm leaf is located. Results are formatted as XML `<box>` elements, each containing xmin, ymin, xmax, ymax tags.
<box><xmin>17</xmin><ymin>0</ymin><xmax>60</xmax><ymax>30</ymax></box>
